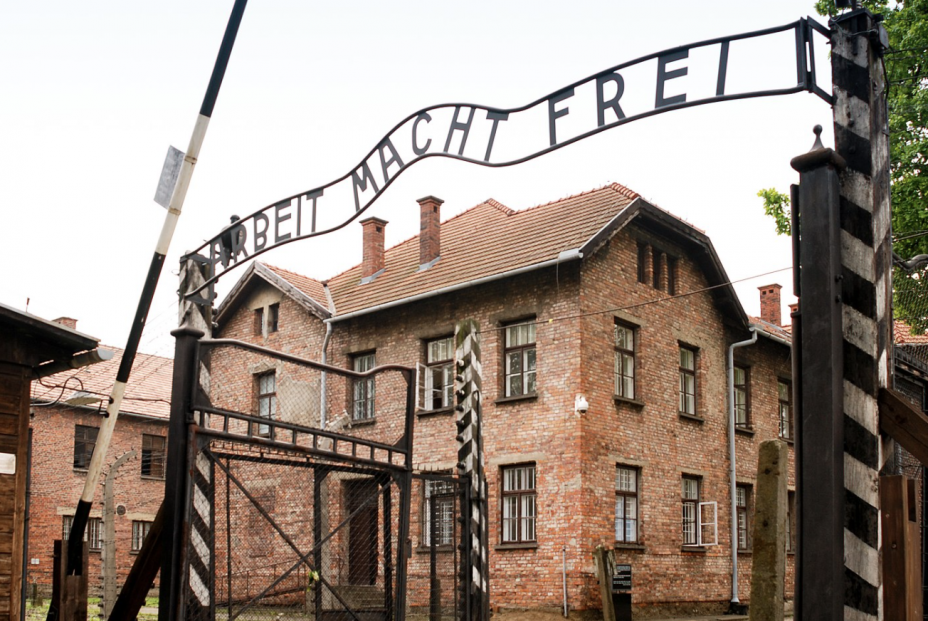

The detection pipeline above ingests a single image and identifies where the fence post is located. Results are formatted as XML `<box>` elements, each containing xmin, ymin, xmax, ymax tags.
<box><xmin>748</xmin><ymin>440</ymin><xmax>788</xmax><ymax>621</ymax></box>
<box><xmin>454</xmin><ymin>319</ymin><xmax>489</xmax><ymax>621</ymax></box>
<box><xmin>159</xmin><ymin>325</ymin><xmax>204</xmax><ymax>620</ymax></box>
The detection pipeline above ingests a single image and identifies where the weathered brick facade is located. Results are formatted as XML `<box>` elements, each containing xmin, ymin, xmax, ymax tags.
<box><xmin>27</xmin><ymin>346</ymin><xmax>170</xmax><ymax>597</ymax></box>
<box><xmin>211</xmin><ymin>184</ymin><xmax>799</xmax><ymax>614</ymax></box>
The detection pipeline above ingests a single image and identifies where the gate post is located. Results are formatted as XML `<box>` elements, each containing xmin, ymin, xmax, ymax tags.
<box><xmin>832</xmin><ymin>8</ymin><xmax>892</xmax><ymax>621</ymax></box>
<box><xmin>454</xmin><ymin>319</ymin><xmax>489</xmax><ymax>621</ymax></box>
<box><xmin>160</xmin><ymin>325</ymin><xmax>204</xmax><ymax>620</ymax></box>
<box><xmin>792</xmin><ymin>127</ymin><xmax>846</xmax><ymax>620</ymax></box>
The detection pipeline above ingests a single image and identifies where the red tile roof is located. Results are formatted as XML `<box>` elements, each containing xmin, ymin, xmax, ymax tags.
<box><xmin>749</xmin><ymin>316</ymin><xmax>792</xmax><ymax>343</ymax></box>
<box><xmin>895</xmin><ymin>319</ymin><xmax>928</xmax><ymax>345</ymax></box>
<box><xmin>325</xmin><ymin>183</ymin><xmax>640</xmax><ymax>315</ymax></box>
<box><xmin>31</xmin><ymin>346</ymin><xmax>172</xmax><ymax>420</ymax></box>
<box><xmin>264</xmin><ymin>264</ymin><xmax>328</xmax><ymax>305</ymax></box>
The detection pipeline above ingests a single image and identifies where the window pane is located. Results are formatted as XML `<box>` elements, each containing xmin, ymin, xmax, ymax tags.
<box><xmin>682</xmin><ymin>478</ymin><xmax>698</xmax><ymax>499</ymax></box>
<box><xmin>734</xmin><ymin>367</ymin><xmax>745</xmax><ymax>384</ymax></box>
<box><xmin>507</xmin><ymin>351</ymin><xmax>522</xmax><ymax>375</ymax></box>
<box><xmin>680</xmin><ymin>348</ymin><xmax>694</xmax><ymax>369</ymax></box>
<box><xmin>778</xmin><ymin>381</ymin><xmax>789</xmax><ymax>401</ymax></box>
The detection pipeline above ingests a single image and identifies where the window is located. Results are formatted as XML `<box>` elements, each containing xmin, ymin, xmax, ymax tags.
<box><xmin>736</xmin><ymin>485</ymin><xmax>751</xmax><ymax>551</ymax></box>
<box><xmin>504</xmin><ymin>322</ymin><xmax>536</xmax><ymax>397</ymax></box>
<box><xmin>423</xmin><ymin>478</ymin><xmax>455</xmax><ymax>546</ymax></box>
<box><xmin>65</xmin><ymin>516</ymin><xmax>103</xmax><ymax>550</ymax></box>
<box><xmin>637</xmin><ymin>243</ymin><xmax>648</xmax><ymax>284</ymax></box>
<box><xmin>652</xmin><ymin>249</ymin><xmax>663</xmax><ymax>289</ymax></box>
<box><xmin>425</xmin><ymin>337</ymin><xmax>454</xmax><ymax>410</ymax></box>
<box><xmin>787</xmin><ymin>491</ymin><xmax>796</xmax><ymax>552</ymax></box>
<box><xmin>679</xmin><ymin>346</ymin><xmax>697</xmax><ymax>416</ymax></box>
<box><xmin>352</xmin><ymin>353</ymin><xmax>376</xmax><ymax>421</ymax></box>
<box><xmin>615</xmin><ymin>466</ymin><xmax>639</xmax><ymax>543</ymax></box>
<box><xmin>257</xmin><ymin>372</ymin><xmax>277</xmax><ymax>435</ymax></box>
<box><xmin>734</xmin><ymin>366</ymin><xmax>750</xmax><ymax>428</ymax></box>
<box><xmin>254</xmin><ymin>307</ymin><xmax>264</xmax><ymax>336</ymax></box>
<box><xmin>501</xmin><ymin>464</ymin><xmax>536</xmax><ymax>543</ymax></box>
<box><xmin>614</xmin><ymin>323</ymin><xmax>635</xmax><ymax>399</ymax></box>
<box><xmin>268</xmin><ymin>303</ymin><xmax>279</xmax><ymax>333</ymax></box>
<box><xmin>141</xmin><ymin>434</ymin><xmax>166</xmax><ymax>479</ymax></box>
<box><xmin>73</xmin><ymin>425</ymin><xmax>98</xmax><ymax>470</ymax></box>
<box><xmin>88</xmin><ymin>517</ymin><xmax>103</xmax><ymax>551</ymax></box>
<box><xmin>132</xmin><ymin>521</ymin><xmax>152</xmax><ymax>552</ymax></box>
<box><xmin>667</xmin><ymin>257</ymin><xmax>677</xmax><ymax>295</ymax></box>
<box><xmin>778</xmin><ymin>380</ymin><xmax>793</xmax><ymax>440</ymax></box>
<box><xmin>682</xmin><ymin>476</ymin><xmax>700</xmax><ymax>545</ymax></box>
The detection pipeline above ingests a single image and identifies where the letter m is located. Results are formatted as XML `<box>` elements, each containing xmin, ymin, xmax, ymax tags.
<box><xmin>351</xmin><ymin>161</ymin><xmax>380</xmax><ymax>212</ymax></box>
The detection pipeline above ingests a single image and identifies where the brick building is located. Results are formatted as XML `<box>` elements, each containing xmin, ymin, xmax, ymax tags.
<box><xmin>211</xmin><ymin>183</ymin><xmax>798</xmax><ymax>615</ymax></box>
<box><xmin>27</xmin><ymin>328</ymin><xmax>170</xmax><ymax>598</ymax></box>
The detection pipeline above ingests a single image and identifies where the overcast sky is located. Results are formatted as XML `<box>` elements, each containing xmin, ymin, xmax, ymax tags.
<box><xmin>1</xmin><ymin>1</ymin><xmax>833</xmax><ymax>357</ymax></box>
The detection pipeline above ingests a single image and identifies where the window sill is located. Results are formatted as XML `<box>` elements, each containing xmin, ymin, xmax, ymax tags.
<box><xmin>737</xmin><ymin>549</ymin><xmax>752</xmax><ymax>555</ymax></box>
<box><xmin>681</xmin><ymin>545</ymin><xmax>708</xmax><ymax>553</ymax></box>
<box><xmin>73</xmin><ymin>468</ymin><xmax>89</xmax><ymax>474</ymax></box>
<box><xmin>779</xmin><ymin>436</ymin><xmax>795</xmax><ymax>445</ymax></box>
<box><xmin>678</xmin><ymin>413</ymin><xmax>705</xmax><ymax>423</ymax></box>
<box><xmin>613</xmin><ymin>543</ymin><xmax>646</xmax><ymax>551</ymax></box>
<box><xmin>494</xmin><ymin>393</ymin><xmax>537</xmax><ymax>406</ymax></box>
<box><xmin>350</xmin><ymin>418</ymin><xmax>376</xmax><ymax>428</ymax></box>
<box><xmin>140</xmin><ymin>475</ymin><xmax>165</xmax><ymax>482</ymax></box>
<box><xmin>613</xmin><ymin>395</ymin><xmax>645</xmax><ymax>408</ymax></box>
<box><xmin>415</xmin><ymin>545</ymin><xmax>454</xmax><ymax>554</ymax></box>
<box><xmin>735</xmin><ymin>426</ymin><xmax>755</xmax><ymax>437</ymax></box>
<box><xmin>417</xmin><ymin>407</ymin><xmax>454</xmax><ymax>418</ymax></box>
<box><xmin>494</xmin><ymin>542</ymin><xmax>538</xmax><ymax>551</ymax></box>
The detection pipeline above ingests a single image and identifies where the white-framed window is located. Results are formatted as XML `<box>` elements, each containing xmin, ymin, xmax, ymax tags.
<box><xmin>423</xmin><ymin>478</ymin><xmax>455</xmax><ymax>546</ymax></box>
<box><xmin>614</xmin><ymin>323</ymin><xmax>635</xmax><ymax>399</ymax></box>
<box><xmin>679</xmin><ymin>346</ymin><xmax>697</xmax><ymax>415</ymax></box>
<box><xmin>88</xmin><ymin>517</ymin><xmax>103</xmax><ymax>551</ymax></box>
<box><xmin>256</xmin><ymin>372</ymin><xmax>277</xmax><ymax>436</ymax></box>
<box><xmin>424</xmin><ymin>337</ymin><xmax>454</xmax><ymax>410</ymax></box>
<box><xmin>501</xmin><ymin>464</ymin><xmax>536</xmax><ymax>543</ymax></box>
<box><xmin>504</xmin><ymin>322</ymin><xmax>536</xmax><ymax>397</ymax></box>
<box><xmin>352</xmin><ymin>352</ymin><xmax>376</xmax><ymax>421</ymax></box>
<box><xmin>682</xmin><ymin>476</ymin><xmax>717</xmax><ymax>547</ymax></box>
<box><xmin>132</xmin><ymin>520</ymin><xmax>152</xmax><ymax>552</ymax></box>
<box><xmin>615</xmin><ymin>466</ymin><xmax>639</xmax><ymax>543</ymax></box>
<box><xmin>736</xmin><ymin>485</ymin><xmax>750</xmax><ymax>550</ymax></box>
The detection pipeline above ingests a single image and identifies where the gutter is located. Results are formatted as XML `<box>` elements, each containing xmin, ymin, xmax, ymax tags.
<box><xmin>326</xmin><ymin>250</ymin><xmax>583</xmax><ymax>324</ymax></box>
<box><xmin>728</xmin><ymin>328</ymin><xmax>756</xmax><ymax>605</ymax></box>
<box><xmin>32</xmin><ymin>348</ymin><xmax>115</xmax><ymax>379</ymax></box>
<box><xmin>753</xmin><ymin>326</ymin><xmax>791</xmax><ymax>347</ymax></box>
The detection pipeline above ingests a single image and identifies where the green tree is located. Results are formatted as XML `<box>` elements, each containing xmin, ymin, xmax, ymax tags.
<box><xmin>763</xmin><ymin>0</ymin><xmax>928</xmax><ymax>331</ymax></box>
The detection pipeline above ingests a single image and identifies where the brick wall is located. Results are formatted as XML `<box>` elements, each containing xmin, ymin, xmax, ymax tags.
<box><xmin>27</xmin><ymin>406</ymin><xmax>166</xmax><ymax>595</ymax></box>
<box><xmin>211</xmin><ymin>222</ymin><xmax>796</xmax><ymax>613</ymax></box>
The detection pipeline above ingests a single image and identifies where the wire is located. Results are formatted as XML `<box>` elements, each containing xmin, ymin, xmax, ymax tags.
<box><xmin>477</xmin><ymin>266</ymin><xmax>792</xmax><ymax>334</ymax></box>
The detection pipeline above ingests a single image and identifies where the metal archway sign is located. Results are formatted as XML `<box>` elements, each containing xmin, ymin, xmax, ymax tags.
<box><xmin>183</xmin><ymin>17</ymin><xmax>831</xmax><ymax>300</ymax></box>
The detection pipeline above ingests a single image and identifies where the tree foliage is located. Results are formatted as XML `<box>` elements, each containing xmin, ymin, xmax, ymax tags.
<box><xmin>762</xmin><ymin>0</ymin><xmax>928</xmax><ymax>331</ymax></box>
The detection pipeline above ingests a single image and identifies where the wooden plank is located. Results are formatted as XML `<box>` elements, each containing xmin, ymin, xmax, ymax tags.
<box><xmin>0</xmin><ymin>374</ymin><xmax>20</xmax><ymax>398</ymax></box>
<box><xmin>0</xmin><ymin>396</ymin><xmax>19</xmax><ymax>417</ymax></box>
<box><xmin>879</xmin><ymin>388</ymin><xmax>928</xmax><ymax>465</ymax></box>
<box><xmin>0</xmin><ymin>416</ymin><xmax>19</xmax><ymax>439</ymax></box>
<box><xmin>882</xmin><ymin>475</ymin><xmax>908</xmax><ymax>620</ymax></box>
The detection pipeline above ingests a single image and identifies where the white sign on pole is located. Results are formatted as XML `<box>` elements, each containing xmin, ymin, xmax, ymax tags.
<box><xmin>154</xmin><ymin>146</ymin><xmax>185</xmax><ymax>209</ymax></box>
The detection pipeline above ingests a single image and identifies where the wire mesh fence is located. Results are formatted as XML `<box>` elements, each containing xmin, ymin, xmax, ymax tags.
<box><xmin>177</xmin><ymin>339</ymin><xmax>465</xmax><ymax>621</ymax></box>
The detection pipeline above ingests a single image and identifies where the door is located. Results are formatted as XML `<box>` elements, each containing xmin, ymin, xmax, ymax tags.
<box><xmin>346</xmin><ymin>480</ymin><xmax>378</xmax><ymax>586</ymax></box>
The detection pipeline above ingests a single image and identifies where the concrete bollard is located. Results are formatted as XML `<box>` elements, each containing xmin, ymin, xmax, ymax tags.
<box><xmin>749</xmin><ymin>440</ymin><xmax>788</xmax><ymax>621</ymax></box>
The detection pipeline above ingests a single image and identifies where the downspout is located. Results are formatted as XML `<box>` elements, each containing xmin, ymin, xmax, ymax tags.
<box><xmin>320</xmin><ymin>321</ymin><xmax>333</xmax><ymax>429</ymax></box>
<box><xmin>728</xmin><ymin>328</ymin><xmax>756</xmax><ymax>605</ymax></box>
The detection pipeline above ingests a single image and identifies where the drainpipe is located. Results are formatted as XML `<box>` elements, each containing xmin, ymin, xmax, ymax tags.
<box><xmin>320</xmin><ymin>321</ymin><xmax>333</xmax><ymax>428</ymax></box>
<box><xmin>728</xmin><ymin>328</ymin><xmax>756</xmax><ymax>605</ymax></box>
<box><xmin>562</xmin><ymin>545</ymin><xmax>568</xmax><ymax>617</ymax></box>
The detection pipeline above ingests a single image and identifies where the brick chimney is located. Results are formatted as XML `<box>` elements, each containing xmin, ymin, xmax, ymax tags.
<box><xmin>53</xmin><ymin>317</ymin><xmax>77</xmax><ymax>330</ymax></box>
<box><xmin>758</xmin><ymin>284</ymin><xmax>782</xmax><ymax>326</ymax></box>
<box><xmin>360</xmin><ymin>217</ymin><xmax>388</xmax><ymax>279</ymax></box>
<box><xmin>418</xmin><ymin>195</ymin><xmax>443</xmax><ymax>266</ymax></box>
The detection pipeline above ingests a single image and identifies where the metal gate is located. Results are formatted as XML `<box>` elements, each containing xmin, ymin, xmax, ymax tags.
<box><xmin>166</xmin><ymin>336</ymin><xmax>469</xmax><ymax>621</ymax></box>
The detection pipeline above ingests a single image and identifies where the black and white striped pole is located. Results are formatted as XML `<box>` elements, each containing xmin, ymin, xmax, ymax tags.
<box><xmin>58</xmin><ymin>0</ymin><xmax>249</xmax><ymax>596</ymax></box>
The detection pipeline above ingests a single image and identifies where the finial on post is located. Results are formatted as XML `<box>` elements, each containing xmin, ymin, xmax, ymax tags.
<box><xmin>811</xmin><ymin>125</ymin><xmax>824</xmax><ymax>151</ymax></box>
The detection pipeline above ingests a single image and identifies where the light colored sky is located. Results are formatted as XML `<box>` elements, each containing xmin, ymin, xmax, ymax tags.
<box><xmin>1</xmin><ymin>1</ymin><xmax>832</xmax><ymax>357</ymax></box>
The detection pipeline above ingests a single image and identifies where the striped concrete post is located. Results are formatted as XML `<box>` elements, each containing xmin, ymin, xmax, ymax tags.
<box><xmin>793</xmin><ymin>9</ymin><xmax>892</xmax><ymax>620</ymax></box>
<box><xmin>832</xmin><ymin>9</ymin><xmax>892</xmax><ymax>621</ymax></box>
<box><xmin>454</xmin><ymin>319</ymin><xmax>489</xmax><ymax>621</ymax></box>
